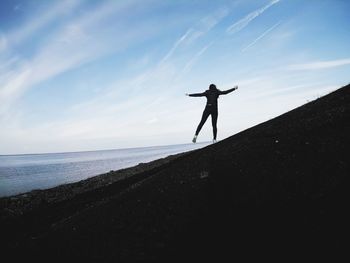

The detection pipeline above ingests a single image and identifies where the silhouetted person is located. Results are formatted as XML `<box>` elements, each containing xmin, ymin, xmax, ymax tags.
<box><xmin>186</xmin><ymin>84</ymin><xmax>238</xmax><ymax>143</ymax></box>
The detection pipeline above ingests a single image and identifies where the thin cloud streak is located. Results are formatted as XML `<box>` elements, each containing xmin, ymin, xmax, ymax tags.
<box><xmin>0</xmin><ymin>34</ymin><xmax>7</xmax><ymax>52</ymax></box>
<box><xmin>241</xmin><ymin>21</ymin><xmax>281</xmax><ymax>52</ymax></box>
<box><xmin>181</xmin><ymin>43</ymin><xmax>212</xmax><ymax>75</ymax></box>
<box><xmin>0</xmin><ymin>1</ymin><xmax>157</xmax><ymax>116</ymax></box>
<box><xmin>5</xmin><ymin>0</ymin><xmax>82</xmax><ymax>48</ymax></box>
<box><xmin>160</xmin><ymin>29</ymin><xmax>193</xmax><ymax>65</ymax></box>
<box><xmin>160</xmin><ymin>7</ymin><xmax>230</xmax><ymax>65</ymax></box>
<box><xmin>287</xmin><ymin>58</ymin><xmax>350</xmax><ymax>71</ymax></box>
<box><xmin>226</xmin><ymin>0</ymin><xmax>280</xmax><ymax>34</ymax></box>
<box><xmin>0</xmin><ymin>69</ymin><xmax>31</xmax><ymax>114</ymax></box>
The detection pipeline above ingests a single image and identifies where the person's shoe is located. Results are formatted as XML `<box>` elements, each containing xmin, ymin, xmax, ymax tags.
<box><xmin>192</xmin><ymin>135</ymin><xmax>197</xmax><ymax>143</ymax></box>
<box><xmin>212</xmin><ymin>139</ymin><xmax>217</xmax><ymax>143</ymax></box>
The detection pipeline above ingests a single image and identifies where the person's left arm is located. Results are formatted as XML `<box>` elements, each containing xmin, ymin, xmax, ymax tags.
<box><xmin>219</xmin><ymin>86</ymin><xmax>238</xmax><ymax>95</ymax></box>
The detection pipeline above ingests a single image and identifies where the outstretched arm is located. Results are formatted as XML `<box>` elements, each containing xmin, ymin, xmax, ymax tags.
<box><xmin>186</xmin><ymin>91</ymin><xmax>206</xmax><ymax>97</ymax></box>
<box><xmin>219</xmin><ymin>86</ymin><xmax>238</xmax><ymax>95</ymax></box>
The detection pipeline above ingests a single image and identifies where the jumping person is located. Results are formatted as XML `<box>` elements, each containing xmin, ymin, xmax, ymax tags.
<box><xmin>186</xmin><ymin>84</ymin><xmax>238</xmax><ymax>143</ymax></box>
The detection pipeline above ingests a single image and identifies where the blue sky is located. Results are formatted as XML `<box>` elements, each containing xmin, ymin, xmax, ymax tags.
<box><xmin>0</xmin><ymin>0</ymin><xmax>349</xmax><ymax>154</ymax></box>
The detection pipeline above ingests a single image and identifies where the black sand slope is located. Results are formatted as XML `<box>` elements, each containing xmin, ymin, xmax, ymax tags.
<box><xmin>1</xmin><ymin>84</ymin><xmax>350</xmax><ymax>261</ymax></box>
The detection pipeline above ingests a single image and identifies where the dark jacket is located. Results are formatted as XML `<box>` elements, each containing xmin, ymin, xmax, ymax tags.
<box><xmin>189</xmin><ymin>87</ymin><xmax>236</xmax><ymax>107</ymax></box>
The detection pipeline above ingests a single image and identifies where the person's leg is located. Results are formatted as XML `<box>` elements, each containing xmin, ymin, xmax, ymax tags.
<box><xmin>211</xmin><ymin>109</ymin><xmax>218</xmax><ymax>141</ymax></box>
<box><xmin>195</xmin><ymin>107</ymin><xmax>210</xmax><ymax>136</ymax></box>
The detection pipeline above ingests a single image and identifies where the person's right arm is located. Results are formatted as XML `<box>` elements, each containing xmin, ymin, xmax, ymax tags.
<box><xmin>186</xmin><ymin>91</ymin><xmax>206</xmax><ymax>97</ymax></box>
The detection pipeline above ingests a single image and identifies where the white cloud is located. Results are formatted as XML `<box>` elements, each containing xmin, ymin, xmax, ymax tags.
<box><xmin>0</xmin><ymin>35</ymin><xmax>7</xmax><ymax>52</ymax></box>
<box><xmin>0</xmin><ymin>0</ymin><xmax>160</xmax><ymax>116</ymax></box>
<box><xmin>160</xmin><ymin>29</ymin><xmax>193</xmax><ymax>64</ymax></box>
<box><xmin>287</xmin><ymin>58</ymin><xmax>350</xmax><ymax>70</ymax></box>
<box><xmin>0</xmin><ymin>56</ymin><xmax>19</xmax><ymax>73</ymax></box>
<box><xmin>0</xmin><ymin>69</ymin><xmax>32</xmax><ymax>114</ymax></box>
<box><xmin>226</xmin><ymin>0</ymin><xmax>280</xmax><ymax>34</ymax></box>
<box><xmin>160</xmin><ymin>7</ymin><xmax>230</xmax><ymax>64</ymax></box>
<box><xmin>241</xmin><ymin>21</ymin><xmax>281</xmax><ymax>52</ymax></box>
<box><xmin>6</xmin><ymin>0</ymin><xmax>82</xmax><ymax>46</ymax></box>
<box><xmin>147</xmin><ymin>117</ymin><xmax>159</xmax><ymax>124</ymax></box>
<box><xmin>181</xmin><ymin>43</ymin><xmax>212</xmax><ymax>76</ymax></box>
<box><xmin>187</xmin><ymin>7</ymin><xmax>230</xmax><ymax>44</ymax></box>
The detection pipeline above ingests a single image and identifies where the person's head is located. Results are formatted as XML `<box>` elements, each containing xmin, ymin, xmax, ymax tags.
<box><xmin>209</xmin><ymin>84</ymin><xmax>217</xmax><ymax>91</ymax></box>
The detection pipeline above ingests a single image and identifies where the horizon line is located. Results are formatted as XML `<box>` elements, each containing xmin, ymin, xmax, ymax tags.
<box><xmin>0</xmin><ymin>141</ymin><xmax>211</xmax><ymax>157</ymax></box>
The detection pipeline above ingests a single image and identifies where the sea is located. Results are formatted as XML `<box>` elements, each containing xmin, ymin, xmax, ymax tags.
<box><xmin>0</xmin><ymin>142</ymin><xmax>209</xmax><ymax>197</ymax></box>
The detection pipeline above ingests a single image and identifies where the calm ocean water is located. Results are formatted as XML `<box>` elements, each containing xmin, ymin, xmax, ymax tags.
<box><xmin>0</xmin><ymin>142</ymin><xmax>209</xmax><ymax>197</ymax></box>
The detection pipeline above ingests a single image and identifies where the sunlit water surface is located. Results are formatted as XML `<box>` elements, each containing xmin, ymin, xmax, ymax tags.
<box><xmin>0</xmin><ymin>142</ymin><xmax>209</xmax><ymax>197</ymax></box>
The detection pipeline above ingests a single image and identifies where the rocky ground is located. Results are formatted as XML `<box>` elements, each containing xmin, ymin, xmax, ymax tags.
<box><xmin>0</xmin><ymin>153</ymin><xmax>186</xmax><ymax>219</ymax></box>
<box><xmin>1</xmin><ymin>84</ymin><xmax>349</xmax><ymax>262</ymax></box>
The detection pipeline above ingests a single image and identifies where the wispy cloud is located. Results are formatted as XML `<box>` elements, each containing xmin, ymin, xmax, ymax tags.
<box><xmin>160</xmin><ymin>29</ymin><xmax>193</xmax><ymax>65</ymax></box>
<box><xmin>5</xmin><ymin>0</ymin><xmax>82</xmax><ymax>47</ymax></box>
<box><xmin>160</xmin><ymin>7</ymin><xmax>230</xmax><ymax>64</ymax></box>
<box><xmin>226</xmin><ymin>0</ymin><xmax>280</xmax><ymax>34</ymax></box>
<box><xmin>287</xmin><ymin>58</ymin><xmax>350</xmax><ymax>71</ymax></box>
<box><xmin>0</xmin><ymin>1</ymin><xmax>159</xmax><ymax>116</ymax></box>
<box><xmin>181</xmin><ymin>43</ymin><xmax>212</xmax><ymax>76</ymax></box>
<box><xmin>241</xmin><ymin>21</ymin><xmax>281</xmax><ymax>52</ymax></box>
<box><xmin>0</xmin><ymin>34</ymin><xmax>7</xmax><ymax>52</ymax></box>
<box><xmin>0</xmin><ymin>69</ymin><xmax>31</xmax><ymax>114</ymax></box>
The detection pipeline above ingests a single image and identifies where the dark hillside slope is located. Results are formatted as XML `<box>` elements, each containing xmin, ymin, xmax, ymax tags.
<box><xmin>2</xmin><ymin>84</ymin><xmax>350</xmax><ymax>261</ymax></box>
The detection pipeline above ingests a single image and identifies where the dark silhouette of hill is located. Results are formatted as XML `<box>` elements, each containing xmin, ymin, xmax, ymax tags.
<box><xmin>1</xmin><ymin>84</ymin><xmax>349</xmax><ymax>261</ymax></box>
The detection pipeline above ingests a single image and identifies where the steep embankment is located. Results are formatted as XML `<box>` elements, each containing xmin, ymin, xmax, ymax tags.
<box><xmin>1</xmin><ymin>84</ymin><xmax>350</xmax><ymax>261</ymax></box>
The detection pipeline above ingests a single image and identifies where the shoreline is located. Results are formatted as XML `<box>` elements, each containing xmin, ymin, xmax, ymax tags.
<box><xmin>0</xmin><ymin>141</ymin><xmax>210</xmax><ymax>198</ymax></box>
<box><xmin>0</xmin><ymin>141</ymin><xmax>210</xmax><ymax>157</ymax></box>
<box><xmin>0</xmin><ymin>151</ymin><xmax>191</xmax><ymax>219</ymax></box>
